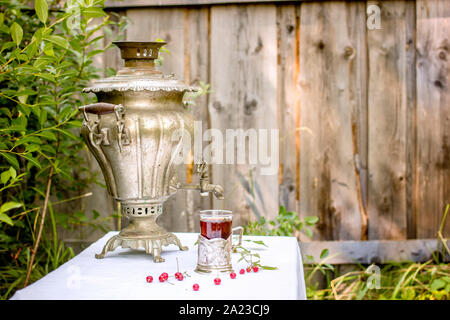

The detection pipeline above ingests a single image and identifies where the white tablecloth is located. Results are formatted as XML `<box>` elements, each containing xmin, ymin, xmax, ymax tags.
<box><xmin>11</xmin><ymin>232</ymin><xmax>306</xmax><ymax>300</ymax></box>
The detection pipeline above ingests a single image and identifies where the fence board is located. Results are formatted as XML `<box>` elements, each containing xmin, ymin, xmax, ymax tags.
<box><xmin>300</xmin><ymin>239</ymin><xmax>450</xmax><ymax>264</ymax></box>
<box><xmin>277</xmin><ymin>4</ymin><xmax>300</xmax><ymax>215</ymax></box>
<box><xmin>185</xmin><ymin>7</ymin><xmax>212</xmax><ymax>232</ymax></box>
<box><xmin>367</xmin><ymin>1</ymin><xmax>415</xmax><ymax>240</ymax></box>
<box><xmin>209</xmin><ymin>5</ymin><xmax>279</xmax><ymax>227</ymax></box>
<box><xmin>298</xmin><ymin>2</ymin><xmax>366</xmax><ymax>241</ymax></box>
<box><xmin>416</xmin><ymin>0</ymin><xmax>450</xmax><ymax>238</ymax></box>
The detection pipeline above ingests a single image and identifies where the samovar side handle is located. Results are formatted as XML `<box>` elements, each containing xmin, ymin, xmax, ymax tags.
<box><xmin>79</xmin><ymin>102</ymin><xmax>123</xmax><ymax>116</ymax></box>
<box><xmin>78</xmin><ymin>102</ymin><xmax>123</xmax><ymax>198</ymax></box>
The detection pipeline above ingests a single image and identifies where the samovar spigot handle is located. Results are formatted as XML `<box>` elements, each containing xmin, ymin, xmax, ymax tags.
<box><xmin>176</xmin><ymin>161</ymin><xmax>225</xmax><ymax>200</ymax></box>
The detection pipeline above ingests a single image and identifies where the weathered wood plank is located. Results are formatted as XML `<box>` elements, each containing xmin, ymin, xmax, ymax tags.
<box><xmin>126</xmin><ymin>8</ymin><xmax>188</xmax><ymax>232</ymax></box>
<box><xmin>300</xmin><ymin>239</ymin><xmax>450</xmax><ymax>264</ymax></box>
<box><xmin>367</xmin><ymin>1</ymin><xmax>415</xmax><ymax>240</ymax></box>
<box><xmin>298</xmin><ymin>1</ymin><xmax>366</xmax><ymax>240</ymax></box>
<box><xmin>416</xmin><ymin>0</ymin><xmax>450</xmax><ymax>238</ymax></box>
<box><xmin>103</xmin><ymin>10</ymin><xmax>126</xmax><ymax>77</ymax></box>
<box><xmin>185</xmin><ymin>7</ymin><xmax>212</xmax><ymax>232</ymax></box>
<box><xmin>209</xmin><ymin>4</ymin><xmax>279</xmax><ymax>227</ymax></box>
<box><xmin>105</xmin><ymin>0</ymin><xmax>341</xmax><ymax>9</ymax></box>
<box><xmin>277</xmin><ymin>4</ymin><xmax>300</xmax><ymax>214</ymax></box>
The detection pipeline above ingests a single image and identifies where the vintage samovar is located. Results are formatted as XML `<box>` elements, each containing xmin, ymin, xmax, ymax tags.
<box><xmin>79</xmin><ymin>41</ymin><xmax>224</xmax><ymax>262</ymax></box>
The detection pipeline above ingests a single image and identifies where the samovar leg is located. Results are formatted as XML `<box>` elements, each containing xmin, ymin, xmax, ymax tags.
<box><xmin>95</xmin><ymin>234</ymin><xmax>120</xmax><ymax>259</ymax></box>
<box><xmin>168</xmin><ymin>233</ymin><xmax>188</xmax><ymax>251</ymax></box>
<box><xmin>151</xmin><ymin>241</ymin><xmax>165</xmax><ymax>263</ymax></box>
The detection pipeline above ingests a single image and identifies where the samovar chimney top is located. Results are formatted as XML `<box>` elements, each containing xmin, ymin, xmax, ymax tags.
<box><xmin>114</xmin><ymin>41</ymin><xmax>166</xmax><ymax>69</ymax></box>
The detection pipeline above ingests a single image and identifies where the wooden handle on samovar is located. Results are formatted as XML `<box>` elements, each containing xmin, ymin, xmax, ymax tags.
<box><xmin>79</xmin><ymin>103</ymin><xmax>123</xmax><ymax>115</ymax></box>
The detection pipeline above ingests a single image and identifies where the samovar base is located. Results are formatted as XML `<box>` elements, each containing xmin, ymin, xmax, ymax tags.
<box><xmin>95</xmin><ymin>232</ymin><xmax>187</xmax><ymax>262</ymax></box>
<box><xmin>95</xmin><ymin>203</ymin><xmax>188</xmax><ymax>262</ymax></box>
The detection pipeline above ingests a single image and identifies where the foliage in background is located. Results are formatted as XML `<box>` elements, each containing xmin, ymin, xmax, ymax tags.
<box><xmin>0</xmin><ymin>0</ymin><xmax>126</xmax><ymax>299</ymax></box>
<box><xmin>306</xmin><ymin>261</ymin><xmax>450</xmax><ymax>300</ymax></box>
<box><xmin>244</xmin><ymin>205</ymin><xmax>318</xmax><ymax>238</ymax></box>
<box><xmin>305</xmin><ymin>204</ymin><xmax>450</xmax><ymax>300</ymax></box>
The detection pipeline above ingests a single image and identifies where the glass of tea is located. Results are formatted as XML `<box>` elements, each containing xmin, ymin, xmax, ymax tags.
<box><xmin>200</xmin><ymin>210</ymin><xmax>233</xmax><ymax>240</ymax></box>
<box><xmin>196</xmin><ymin>210</ymin><xmax>243</xmax><ymax>273</ymax></box>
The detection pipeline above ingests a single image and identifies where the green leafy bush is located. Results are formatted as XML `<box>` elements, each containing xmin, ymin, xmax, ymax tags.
<box><xmin>0</xmin><ymin>0</ymin><xmax>126</xmax><ymax>299</ymax></box>
<box><xmin>244</xmin><ymin>205</ymin><xmax>318</xmax><ymax>237</ymax></box>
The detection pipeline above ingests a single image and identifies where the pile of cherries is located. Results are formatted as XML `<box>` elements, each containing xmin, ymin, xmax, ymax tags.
<box><xmin>146</xmin><ymin>265</ymin><xmax>260</xmax><ymax>291</ymax></box>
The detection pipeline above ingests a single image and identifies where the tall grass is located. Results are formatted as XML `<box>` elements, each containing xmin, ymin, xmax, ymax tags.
<box><xmin>305</xmin><ymin>204</ymin><xmax>450</xmax><ymax>300</ymax></box>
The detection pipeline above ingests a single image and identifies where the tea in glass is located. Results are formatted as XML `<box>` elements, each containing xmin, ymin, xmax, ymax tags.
<box><xmin>200</xmin><ymin>210</ymin><xmax>232</xmax><ymax>240</ymax></box>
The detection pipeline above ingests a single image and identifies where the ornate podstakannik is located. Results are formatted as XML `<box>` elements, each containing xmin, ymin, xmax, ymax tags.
<box><xmin>195</xmin><ymin>227</ymin><xmax>243</xmax><ymax>273</ymax></box>
<box><xmin>80</xmin><ymin>41</ymin><xmax>224</xmax><ymax>262</ymax></box>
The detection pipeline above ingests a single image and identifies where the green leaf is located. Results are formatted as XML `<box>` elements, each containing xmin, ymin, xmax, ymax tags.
<box><xmin>1</xmin><ymin>153</ymin><xmax>20</xmax><ymax>170</ymax></box>
<box><xmin>25</xmin><ymin>39</ymin><xmax>39</xmax><ymax>58</ymax></box>
<box><xmin>1</xmin><ymin>41</ymin><xmax>16</xmax><ymax>53</ymax></box>
<box><xmin>251</xmin><ymin>240</ymin><xmax>268</xmax><ymax>247</ymax></box>
<box><xmin>36</xmin><ymin>131</ymin><xmax>57</xmax><ymax>141</ymax></box>
<box><xmin>0</xmin><ymin>202</ymin><xmax>22</xmax><ymax>213</ymax></box>
<box><xmin>305</xmin><ymin>216</ymin><xmax>319</xmax><ymax>226</ymax></box>
<box><xmin>324</xmin><ymin>263</ymin><xmax>334</xmax><ymax>271</ymax></box>
<box><xmin>1</xmin><ymin>170</ymin><xmax>10</xmax><ymax>184</ymax></box>
<box><xmin>82</xmin><ymin>7</ymin><xmax>107</xmax><ymax>18</ymax></box>
<box><xmin>54</xmin><ymin>128</ymin><xmax>78</xmax><ymax>141</ymax></box>
<box><xmin>31</xmin><ymin>187</ymin><xmax>46</xmax><ymax>199</ymax></box>
<box><xmin>35</xmin><ymin>0</ymin><xmax>49</xmax><ymax>24</ymax></box>
<box><xmin>40</xmin><ymin>144</ymin><xmax>56</xmax><ymax>155</ymax></box>
<box><xmin>43</xmin><ymin>42</ymin><xmax>54</xmax><ymax>56</ymax></box>
<box><xmin>304</xmin><ymin>227</ymin><xmax>313</xmax><ymax>239</ymax></box>
<box><xmin>92</xmin><ymin>210</ymin><xmax>100</xmax><ymax>220</ymax></box>
<box><xmin>9</xmin><ymin>166</ymin><xmax>17</xmax><ymax>179</ymax></box>
<box><xmin>66</xmin><ymin>120</ymin><xmax>82</xmax><ymax>128</ymax></box>
<box><xmin>22</xmin><ymin>154</ymin><xmax>41</xmax><ymax>169</ymax></box>
<box><xmin>10</xmin><ymin>22</ymin><xmax>23</xmax><ymax>46</ymax></box>
<box><xmin>431</xmin><ymin>279</ymin><xmax>446</xmax><ymax>291</ymax></box>
<box><xmin>320</xmin><ymin>248</ymin><xmax>329</xmax><ymax>259</ymax></box>
<box><xmin>87</xmin><ymin>49</ymin><xmax>104</xmax><ymax>60</ymax></box>
<box><xmin>38</xmin><ymin>72</ymin><xmax>55</xmax><ymax>82</ymax></box>
<box><xmin>260</xmin><ymin>266</ymin><xmax>278</xmax><ymax>270</ymax></box>
<box><xmin>14</xmin><ymin>136</ymin><xmax>42</xmax><ymax>148</ymax></box>
<box><xmin>25</xmin><ymin>144</ymin><xmax>40</xmax><ymax>153</ymax></box>
<box><xmin>306</xmin><ymin>254</ymin><xmax>314</xmax><ymax>262</ymax></box>
<box><xmin>44</xmin><ymin>35</ymin><xmax>69</xmax><ymax>49</ymax></box>
<box><xmin>0</xmin><ymin>213</ymin><xmax>14</xmax><ymax>226</ymax></box>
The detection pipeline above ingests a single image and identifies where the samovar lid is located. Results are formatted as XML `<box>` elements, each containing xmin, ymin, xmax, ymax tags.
<box><xmin>83</xmin><ymin>41</ymin><xmax>197</xmax><ymax>93</ymax></box>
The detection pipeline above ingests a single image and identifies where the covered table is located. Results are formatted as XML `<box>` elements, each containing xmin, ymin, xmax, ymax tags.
<box><xmin>11</xmin><ymin>232</ymin><xmax>306</xmax><ymax>300</ymax></box>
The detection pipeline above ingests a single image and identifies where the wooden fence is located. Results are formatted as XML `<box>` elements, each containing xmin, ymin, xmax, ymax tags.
<box><xmin>78</xmin><ymin>0</ymin><xmax>449</xmax><ymax>251</ymax></box>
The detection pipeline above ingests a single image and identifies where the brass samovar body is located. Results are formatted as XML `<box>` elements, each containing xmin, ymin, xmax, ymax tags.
<box><xmin>80</xmin><ymin>42</ymin><xmax>223</xmax><ymax>262</ymax></box>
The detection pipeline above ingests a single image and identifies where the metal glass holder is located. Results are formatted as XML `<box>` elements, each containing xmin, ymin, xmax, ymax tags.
<box><xmin>195</xmin><ymin>226</ymin><xmax>243</xmax><ymax>273</ymax></box>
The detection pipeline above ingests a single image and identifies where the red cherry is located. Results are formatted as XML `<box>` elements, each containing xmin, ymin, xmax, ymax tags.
<box><xmin>230</xmin><ymin>272</ymin><xmax>236</xmax><ymax>279</ymax></box>
<box><xmin>177</xmin><ymin>274</ymin><xmax>184</xmax><ymax>281</ymax></box>
<box><xmin>239</xmin><ymin>269</ymin><xmax>245</xmax><ymax>274</ymax></box>
<box><xmin>193</xmin><ymin>283</ymin><xmax>200</xmax><ymax>291</ymax></box>
<box><xmin>253</xmin><ymin>266</ymin><xmax>259</xmax><ymax>272</ymax></box>
<box><xmin>246</xmin><ymin>267</ymin><xmax>251</xmax><ymax>273</ymax></box>
<box><xmin>175</xmin><ymin>272</ymin><xmax>182</xmax><ymax>279</ymax></box>
<box><xmin>159</xmin><ymin>275</ymin><xmax>165</xmax><ymax>282</ymax></box>
<box><xmin>161</xmin><ymin>272</ymin><xmax>169</xmax><ymax>280</ymax></box>
<box><xmin>146</xmin><ymin>276</ymin><xmax>153</xmax><ymax>283</ymax></box>
<box><xmin>214</xmin><ymin>278</ymin><xmax>221</xmax><ymax>285</ymax></box>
